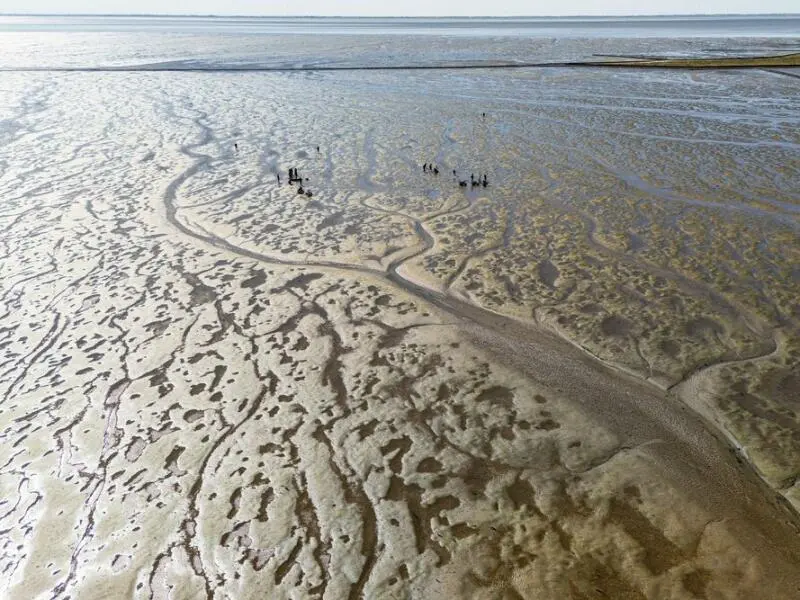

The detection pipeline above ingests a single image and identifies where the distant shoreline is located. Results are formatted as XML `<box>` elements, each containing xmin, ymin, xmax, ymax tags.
<box><xmin>3</xmin><ymin>54</ymin><xmax>799</xmax><ymax>74</ymax></box>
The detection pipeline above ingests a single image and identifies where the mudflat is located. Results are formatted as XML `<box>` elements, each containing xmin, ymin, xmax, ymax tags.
<box><xmin>1</xmin><ymin>19</ymin><xmax>799</xmax><ymax>600</ymax></box>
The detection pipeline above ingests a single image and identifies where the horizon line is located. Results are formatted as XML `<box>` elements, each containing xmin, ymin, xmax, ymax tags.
<box><xmin>2</xmin><ymin>12</ymin><xmax>799</xmax><ymax>19</ymax></box>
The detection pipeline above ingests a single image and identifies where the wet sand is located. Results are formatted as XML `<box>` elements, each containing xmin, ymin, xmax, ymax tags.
<box><xmin>1</xmin><ymin>59</ymin><xmax>799</xmax><ymax>599</ymax></box>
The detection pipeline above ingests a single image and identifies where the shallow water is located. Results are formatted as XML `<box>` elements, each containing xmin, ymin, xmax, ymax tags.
<box><xmin>1</xmin><ymin>15</ymin><xmax>799</xmax><ymax>69</ymax></box>
<box><xmin>1</xmin><ymin>16</ymin><xmax>800</xmax><ymax>600</ymax></box>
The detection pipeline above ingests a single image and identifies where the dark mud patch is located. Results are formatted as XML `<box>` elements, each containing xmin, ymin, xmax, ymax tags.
<box><xmin>600</xmin><ymin>315</ymin><xmax>633</xmax><ymax>337</ymax></box>
<box><xmin>538</xmin><ymin>259</ymin><xmax>560</xmax><ymax>288</ymax></box>
<box><xmin>685</xmin><ymin>317</ymin><xmax>724</xmax><ymax>339</ymax></box>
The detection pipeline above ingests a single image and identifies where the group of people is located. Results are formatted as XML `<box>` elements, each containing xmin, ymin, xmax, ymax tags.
<box><xmin>468</xmin><ymin>173</ymin><xmax>489</xmax><ymax>188</ymax></box>
<box><xmin>287</xmin><ymin>167</ymin><xmax>303</xmax><ymax>183</ymax></box>
<box><xmin>236</xmin><ymin>140</ymin><xmax>489</xmax><ymax>200</ymax></box>
<box><xmin>278</xmin><ymin>166</ymin><xmax>313</xmax><ymax>197</ymax></box>
<box><xmin>424</xmin><ymin>162</ymin><xmax>489</xmax><ymax>189</ymax></box>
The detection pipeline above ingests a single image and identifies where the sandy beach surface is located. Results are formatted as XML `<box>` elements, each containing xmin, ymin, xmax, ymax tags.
<box><xmin>1</xmin><ymin>19</ymin><xmax>800</xmax><ymax>599</ymax></box>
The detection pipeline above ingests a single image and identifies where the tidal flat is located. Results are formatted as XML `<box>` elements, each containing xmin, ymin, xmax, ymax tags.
<box><xmin>1</xmin><ymin>20</ymin><xmax>800</xmax><ymax>599</ymax></box>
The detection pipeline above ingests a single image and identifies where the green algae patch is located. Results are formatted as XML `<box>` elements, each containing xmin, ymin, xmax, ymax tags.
<box><xmin>586</xmin><ymin>52</ymin><xmax>800</xmax><ymax>69</ymax></box>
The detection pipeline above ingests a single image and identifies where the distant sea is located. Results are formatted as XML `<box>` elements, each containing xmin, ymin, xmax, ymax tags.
<box><xmin>1</xmin><ymin>14</ymin><xmax>799</xmax><ymax>37</ymax></box>
<box><xmin>0</xmin><ymin>14</ymin><xmax>798</xmax><ymax>70</ymax></box>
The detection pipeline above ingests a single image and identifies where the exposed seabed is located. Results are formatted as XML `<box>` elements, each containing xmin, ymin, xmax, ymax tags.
<box><xmin>1</xmin><ymin>60</ymin><xmax>799</xmax><ymax>598</ymax></box>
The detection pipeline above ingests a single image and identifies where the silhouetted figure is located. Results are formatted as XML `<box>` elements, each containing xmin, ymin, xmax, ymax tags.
<box><xmin>316</xmin><ymin>146</ymin><xmax>320</xmax><ymax>152</ymax></box>
<box><xmin>433</xmin><ymin>167</ymin><xmax>439</xmax><ymax>175</ymax></box>
<box><xmin>298</xmin><ymin>186</ymin><xmax>305</xmax><ymax>195</ymax></box>
<box><xmin>306</xmin><ymin>190</ymin><xmax>313</xmax><ymax>197</ymax></box>
<box><xmin>482</xmin><ymin>174</ymin><xmax>488</xmax><ymax>187</ymax></box>
<box><xmin>459</xmin><ymin>180</ymin><xmax>467</xmax><ymax>187</ymax></box>
<box><xmin>423</xmin><ymin>163</ymin><xmax>428</xmax><ymax>172</ymax></box>
<box><xmin>482</xmin><ymin>112</ymin><xmax>486</xmax><ymax>118</ymax></box>
<box><xmin>234</xmin><ymin>142</ymin><xmax>239</xmax><ymax>152</ymax></box>
<box><xmin>452</xmin><ymin>169</ymin><xmax>456</xmax><ymax>176</ymax></box>
<box><xmin>277</xmin><ymin>173</ymin><xmax>281</xmax><ymax>184</ymax></box>
<box><xmin>470</xmin><ymin>174</ymin><xmax>475</xmax><ymax>184</ymax></box>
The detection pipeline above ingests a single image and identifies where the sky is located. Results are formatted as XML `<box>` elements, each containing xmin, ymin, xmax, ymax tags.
<box><xmin>3</xmin><ymin>0</ymin><xmax>798</xmax><ymax>16</ymax></box>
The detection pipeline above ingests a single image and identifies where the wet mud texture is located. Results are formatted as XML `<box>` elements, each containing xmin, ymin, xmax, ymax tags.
<box><xmin>1</xmin><ymin>67</ymin><xmax>799</xmax><ymax>599</ymax></box>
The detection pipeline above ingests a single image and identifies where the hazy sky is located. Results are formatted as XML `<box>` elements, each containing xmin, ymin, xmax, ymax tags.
<box><xmin>3</xmin><ymin>0</ymin><xmax>798</xmax><ymax>16</ymax></box>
